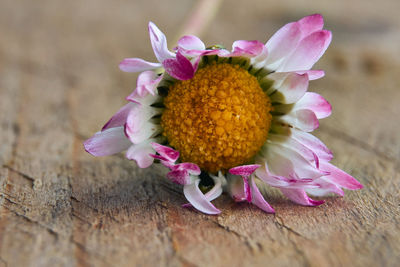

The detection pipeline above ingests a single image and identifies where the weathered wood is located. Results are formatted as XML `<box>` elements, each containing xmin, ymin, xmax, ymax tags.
<box><xmin>1</xmin><ymin>0</ymin><xmax>399</xmax><ymax>266</ymax></box>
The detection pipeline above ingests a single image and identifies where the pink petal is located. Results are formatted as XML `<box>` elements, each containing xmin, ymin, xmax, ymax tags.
<box><xmin>279</xmin><ymin>30</ymin><xmax>332</xmax><ymax>72</ymax></box>
<box><xmin>151</xmin><ymin>143</ymin><xmax>179</xmax><ymax>162</ymax></box>
<box><xmin>295</xmin><ymin>92</ymin><xmax>332</xmax><ymax>119</ymax></box>
<box><xmin>162</xmin><ymin>51</ymin><xmax>195</xmax><ymax>80</ymax></box>
<box><xmin>319</xmin><ymin>162</ymin><xmax>363</xmax><ymax>190</ymax></box>
<box><xmin>102</xmin><ymin>103</ymin><xmax>134</xmax><ymax>131</ymax></box>
<box><xmin>167</xmin><ymin>169</ymin><xmax>190</xmax><ymax>185</ymax></box>
<box><xmin>243</xmin><ymin>176</ymin><xmax>252</xmax><ymax>202</ymax></box>
<box><xmin>172</xmin><ymin>163</ymin><xmax>201</xmax><ymax>176</ymax></box>
<box><xmin>148</xmin><ymin>21</ymin><xmax>175</xmax><ymax>62</ymax></box>
<box><xmin>135</xmin><ymin>71</ymin><xmax>162</xmax><ymax>97</ymax></box>
<box><xmin>256</xmin><ymin>164</ymin><xmax>319</xmax><ymax>189</ymax></box>
<box><xmin>250</xmin><ymin>177</ymin><xmax>275</xmax><ymax>213</ymax></box>
<box><xmin>126</xmin><ymin>141</ymin><xmax>155</xmax><ymax>168</ymax></box>
<box><xmin>183</xmin><ymin>180</ymin><xmax>221</xmax><ymax>215</ymax></box>
<box><xmin>265</xmin><ymin>22</ymin><xmax>302</xmax><ymax>67</ymax></box>
<box><xmin>229</xmin><ymin>164</ymin><xmax>260</xmax><ymax>177</ymax></box>
<box><xmin>84</xmin><ymin>127</ymin><xmax>131</xmax><ymax>156</ymax></box>
<box><xmin>227</xmin><ymin>174</ymin><xmax>247</xmax><ymax>202</ymax></box>
<box><xmin>221</xmin><ymin>40</ymin><xmax>265</xmax><ymax>58</ymax></box>
<box><xmin>279</xmin><ymin>109</ymin><xmax>320</xmax><ymax>132</ymax></box>
<box><xmin>290</xmin><ymin>128</ymin><xmax>333</xmax><ymax>161</ymax></box>
<box><xmin>298</xmin><ymin>14</ymin><xmax>324</xmax><ymax>38</ymax></box>
<box><xmin>280</xmin><ymin>188</ymin><xmax>325</xmax><ymax>206</ymax></box>
<box><xmin>269</xmin><ymin>72</ymin><xmax>309</xmax><ymax>104</ymax></box>
<box><xmin>178</xmin><ymin>35</ymin><xmax>205</xmax><ymax>50</ymax></box>
<box><xmin>119</xmin><ymin>58</ymin><xmax>161</xmax><ymax>72</ymax></box>
<box><xmin>296</xmin><ymin>70</ymin><xmax>325</xmax><ymax>80</ymax></box>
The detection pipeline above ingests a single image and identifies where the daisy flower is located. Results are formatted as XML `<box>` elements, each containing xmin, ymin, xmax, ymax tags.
<box><xmin>84</xmin><ymin>14</ymin><xmax>363</xmax><ymax>215</ymax></box>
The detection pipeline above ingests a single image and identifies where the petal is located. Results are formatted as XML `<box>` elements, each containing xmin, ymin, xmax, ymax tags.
<box><xmin>277</xmin><ymin>109</ymin><xmax>320</xmax><ymax>132</ymax></box>
<box><xmin>265</xmin><ymin>22</ymin><xmax>302</xmax><ymax>68</ymax></box>
<box><xmin>119</xmin><ymin>58</ymin><xmax>162</xmax><ymax>72</ymax></box>
<box><xmin>135</xmin><ymin>71</ymin><xmax>162</xmax><ymax>97</ymax></box>
<box><xmin>126</xmin><ymin>88</ymin><xmax>161</xmax><ymax>105</ymax></box>
<box><xmin>182</xmin><ymin>174</ymin><xmax>223</xmax><ymax>208</ymax></box>
<box><xmin>148</xmin><ymin>21</ymin><xmax>175</xmax><ymax>62</ymax></box>
<box><xmin>125</xmin><ymin>121</ymin><xmax>161</xmax><ymax>144</ymax></box>
<box><xmin>259</xmin><ymin>141</ymin><xmax>325</xmax><ymax>179</ymax></box>
<box><xmin>290</xmin><ymin>128</ymin><xmax>333</xmax><ymax>161</ymax></box>
<box><xmin>162</xmin><ymin>51</ymin><xmax>195</xmax><ymax>80</ymax></box>
<box><xmin>84</xmin><ymin>127</ymin><xmax>131</xmax><ymax>156</ymax></box>
<box><xmin>280</xmin><ymin>188</ymin><xmax>325</xmax><ymax>206</ymax></box>
<box><xmin>227</xmin><ymin>174</ymin><xmax>247</xmax><ymax>202</ymax></box>
<box><xmin>319</xmin><ymin>162</ymin><xmax>363</xmax><ymax>190</ymax></box>
<box><xmin>126</xmin><ymin>141</ymin><xmax>155</xmax><ymax>168</ymax></box>
<box><xmin>268</xmin><ymin>72</ymin><xmax>309</xmax><ymax>104</ymax></box>
<box><xmin>278</xmin><ymin>30</ymin><xmax>332</xmax><ymax>72</ymax></box>
<box><xmin>172</xmin><ymin>163</ymin><xmax>201</xmax><ymax>176</ymax></box>
<box><xmin>250</xmin><ymin>177</ymin><xmax>275</xmax><ymax>213</ymax></box>
<box><xmin>151</xmin><ymin>143</ymin><xmax>179</xmax><ymax>162</ymax></box>
<box><xmin>221</xmin><ymin>40</ymin><xmax>265</xmax><ymax>58</ymax></box>
<box><xmin>178</xmin><ymin>35</ymin><xmax>205</xmax><ymax>50</ymax></box>
<box><xmin>229</xmin><ymin>164</ymin><xmax>260</xmax><ymax>177</ymax></box>
<box><xmin>167</xmin><ymin>169</ymin><xmax>190</xmax><ymax>185</ymax></box>
<box><xmin>294</xmin><ymin>92</ymin><xmax>332</xmax><ymax>119</ymax></box>
<box><xmin>183</xmin><ymin>179</ymin><xmax>221</xmax><ymax>215</ymax></box>
<box><xmin>295</xmin><ymin>70</ymin><xmax>325</xmax><ymax>80</ymax></box>
<box><xmin>102</xmin><ymin>103</ymin><xmax>134</xmax><ymax>131</ymax></box>
<box><xmin>306</xmin><ymin>179</ymin><xmax>344</xmax><ymax>197</ymax></box>
<box><xmin>298</xmin><ymin>14</ymin><xmax>324</xmax><ymax>37</ymax></box>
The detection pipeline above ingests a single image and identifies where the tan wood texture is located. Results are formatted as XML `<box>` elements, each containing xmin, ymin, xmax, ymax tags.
<box><xmin>1</xmin><ymin>0</ymin><xmax>399</xmax><ymax>266</ymax></box>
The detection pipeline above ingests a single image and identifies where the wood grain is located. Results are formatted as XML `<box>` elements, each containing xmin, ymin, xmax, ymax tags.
<box><xmin>1</xmin><ymin>0</ymin><xmax>399</xmax><ymax>266</ymax></box>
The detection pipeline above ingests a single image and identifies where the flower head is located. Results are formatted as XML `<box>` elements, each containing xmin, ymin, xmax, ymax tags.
<box><xmin>84</xmin><ymin>14</ymin><xmax>363</xmax><ymax>215</ymax></box>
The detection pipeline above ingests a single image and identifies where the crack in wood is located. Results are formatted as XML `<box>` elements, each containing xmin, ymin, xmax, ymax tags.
<box><xmin>2</xmin><ymin>164</ymin><xmax>35</xmax><ymax>182</ymax></box>
<box><xmin>1</xmin><ymin>201</ymin><xmax>59</xmax><ymax>239</ymax></box>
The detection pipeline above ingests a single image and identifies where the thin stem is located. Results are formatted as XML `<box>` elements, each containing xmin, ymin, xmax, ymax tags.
<box><xmin>172</xmin><ymin>0</ymin><xmax>224</xmax><ymax>45</ymax></box>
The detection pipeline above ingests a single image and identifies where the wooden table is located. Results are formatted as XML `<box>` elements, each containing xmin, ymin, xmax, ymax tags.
<box><xmin>1</xmin><ymin>0</ymin><xmax>399</xmax><ymax>266</ymax></box>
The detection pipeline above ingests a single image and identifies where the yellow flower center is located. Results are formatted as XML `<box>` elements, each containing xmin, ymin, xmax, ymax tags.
<box><xmin>161</xmin><ymin>62</ymin><xmax>272</xmax><ymax>173</ymax></box>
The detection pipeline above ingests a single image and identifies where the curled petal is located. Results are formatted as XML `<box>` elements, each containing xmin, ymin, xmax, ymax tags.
<box><xmin>280</xmin><ymin>188</ymin><xmax>325</xmax><ymax>206</ymax></box>
<box><xmin>148</xmin><ymin>21</ymin><xmax>175</xmax><ymax>62</ymax></box>
<box><xmin>119</xmin><ymin>58</ymin><xmax>161</xmax><ymax>72</ymax></box>
<box><xmin>250</xmin><ymin>177</ymin><xmax>275</xmax><ymax>213</ymax></box>
<box><xmin>294</xmin><ymin>92</ymin><xmax>332</xmax><ymax>119</ymax></box>
<box><xmin>227</xmin><ymin>174</ymin><xmax>247</xmax><ymax>202</ymax></box>
<box><xmin>84</xmin><ymin>127</ymin><xmax>131</xmax><ymax>157</ymax></box>
<box><xmin>178</xmin><ymin>35</ymin><xmax>205</xmax><ymax>50</ymax></box>
<box><xmin>102</xmin><ymin>103</ymin><xmax>134</xmax><ymax>131</ymax></box>
<box><xmin>183</xmin><ymin>179</ymin><xmax>221</xmax><ymax>215</ymax></box>
<box><xmin>163</xmin><ymin>51</ymin><xmax>195</xmax><ymax>80</ymax></box>
<box><xmin>134</xmin><ymin>71</ymin><xmax>162</xmax><ymax>98</ymax></box>
<box><xmin>151</xmin><ymin>143</ymin><xmax>179</xmax><ymax>163</ymax></box>
<box><xmin>182</xmin><ymin>173</ymin><xmax>224</xmax><ymax>208</ymax></box>
<box><xmin>126</xmin><ymin>141</ymin><xmax>155</xmax><ymax>168</ymax></box>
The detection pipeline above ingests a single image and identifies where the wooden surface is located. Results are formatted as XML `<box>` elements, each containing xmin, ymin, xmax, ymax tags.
<box><xmin>1</xmin><ymin>0</ymin><xmax>400</xmax><ymax>266</ymax></box>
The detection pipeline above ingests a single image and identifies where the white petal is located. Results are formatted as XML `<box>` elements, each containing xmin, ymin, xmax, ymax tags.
<box><xmin>183</xmin><ymin>179</ymin><xmax>221</xmax><ymax>215</ymax></box>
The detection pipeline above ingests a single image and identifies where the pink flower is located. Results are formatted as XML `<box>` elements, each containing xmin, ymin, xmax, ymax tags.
<box><xmin>84</xmin><ymin>14</ymin><xmax>363</xmax><ymax>215</ymax></box>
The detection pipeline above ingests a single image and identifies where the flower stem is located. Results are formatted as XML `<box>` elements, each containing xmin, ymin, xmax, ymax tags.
<box><xmin>172</xmin><ymin>0</ymin><xmax>224</xmax><ymax>45</ymax></box>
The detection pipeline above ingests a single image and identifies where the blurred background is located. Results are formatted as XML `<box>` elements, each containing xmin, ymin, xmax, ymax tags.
<box><xmin>1</xmin><ymin>0</ymin><xmax>399</xmax><ymax>266</ymax></box>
